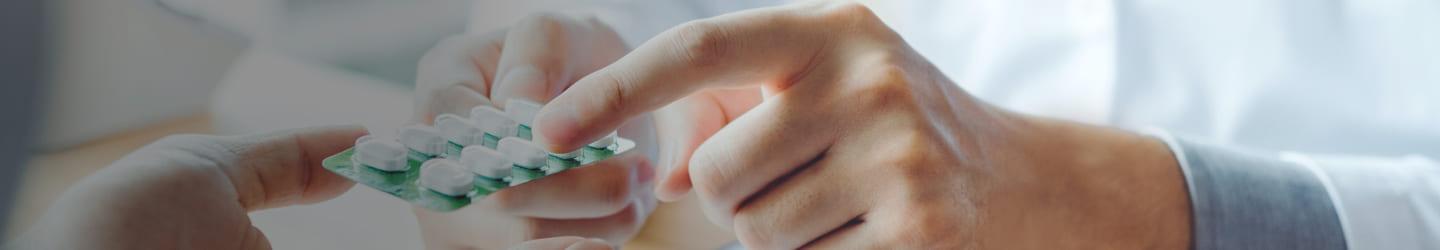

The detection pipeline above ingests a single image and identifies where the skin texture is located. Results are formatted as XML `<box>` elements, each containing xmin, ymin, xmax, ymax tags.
<box><xmin>534</xmin><ymin>1</ymin><xmax>1194</xmax><ymax>249</ymax></box>
<box><xmin>409</xmin><ymin>13</ymin><xmax>657</xmax><ymax>249</ymax></box>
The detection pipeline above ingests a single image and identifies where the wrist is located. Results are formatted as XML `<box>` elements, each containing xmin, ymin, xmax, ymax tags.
<box><xmin>1011</xmin><ymin>115</ymin><xmax>1192</xmax><ymax>248</ymax></box>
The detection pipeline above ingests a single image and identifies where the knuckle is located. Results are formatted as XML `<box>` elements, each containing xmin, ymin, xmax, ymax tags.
<box><xmin>686</xmin><ymin>150</ymin><xmax>733</xmax><ymax>202</ymax></box>
<box><xmin>594</xmin><ymin>71</ymin><xmax>634</xmax><ymax>118</ymax></box>
<box><xmin>857</xmin><ymin>51</ymin><xmax>910</xmax><ymax>84</ymax></box>
<box><xmin>688</xmin><ymin>169</ymin><xmax>724</xmax><ymax>203</ymax></box>
<box><xmin>852</xmin><ymin>67</ymin><xmax>914</xmax><ymax>109</ymax></box>
<box><xmin>820</xmin><ymin>1</ymin><xmax>881</xmax><ymax>24</ymax></box>
<box><xmin>668</xmin><ymin>20</ymin><xmax>730</xmax><ymax>68</ymax></box>
<box><xmin>837</xmin><ymin>49</ymin><xmax>924</xmax><ymax>111</ymax></box>
<box><xmin>876</xmin><ymin>131</ymin><xmax>935</xmax><ymax>180</ymax></box>
<box><xmin>818</xmin><ymin>2</ymin><xmax>899</xmax><ymax>43</ymax></box>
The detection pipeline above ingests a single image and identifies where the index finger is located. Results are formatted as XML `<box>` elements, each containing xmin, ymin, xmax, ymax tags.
<box><xmin>531</xmin><ymin>2</ymin><xmax>837</xmax><ymax>152</ymax></box>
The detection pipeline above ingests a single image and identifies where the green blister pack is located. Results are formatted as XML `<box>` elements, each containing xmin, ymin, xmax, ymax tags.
<box><xmin>321</xmin><ymin>100</ymin><xmax>635</xmax><ymax>212</ymax></box>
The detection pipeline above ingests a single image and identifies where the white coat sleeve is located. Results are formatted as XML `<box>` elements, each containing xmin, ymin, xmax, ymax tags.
<box><xmin>1284</xmin><ymin>153</ymin><xmax>1440</xmax><ymax>249</ymax></box>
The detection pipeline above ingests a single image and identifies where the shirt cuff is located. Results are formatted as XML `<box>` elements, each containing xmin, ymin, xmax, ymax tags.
<box><xmin>1147</xmin><ymin>131</ymin><xmax>1348</xmax><ymax>250</ymax></box>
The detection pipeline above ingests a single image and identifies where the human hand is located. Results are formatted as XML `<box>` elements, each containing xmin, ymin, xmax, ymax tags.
<box><xmin>535</xmin><ymin>2</ymin><xmax>1192</xmax><ymax>248</ymax></box>
<box><xmin>10</xmin><ymin>126</ymin><xmax>366</xmax><ymax>250</ymax></box>
<box><xmin>410</xmin><ymin>13</ymin><xmax>656</xmax><ymax>248</ymax></box>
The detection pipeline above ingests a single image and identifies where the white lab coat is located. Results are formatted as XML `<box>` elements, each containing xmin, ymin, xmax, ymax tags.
<box><xmin>594</xmin><ymin>0</ymin><xmax>1440</xmax><ymax>248</ymax></box>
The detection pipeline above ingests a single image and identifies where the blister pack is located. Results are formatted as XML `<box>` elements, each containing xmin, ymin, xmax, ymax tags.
<box><xmin>322</xmin><ymin>100</ymin><xmax>634</xmax><ymax>212</ymax></box>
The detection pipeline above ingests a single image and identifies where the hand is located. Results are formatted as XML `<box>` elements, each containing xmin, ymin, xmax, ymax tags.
<box><xmin>535</xmin><ymin>2</ymin><xmax>1192</xmax><ymax>249</ymax></box>
<box><xmin>410</xmin><ymin>13</ymin><xmax>656</xmax><ymax>248</ymax></box>
<box><xmin>10</xmin><ymin>126</ymin><xmax>366</xmax><ymax>249</ymax></box>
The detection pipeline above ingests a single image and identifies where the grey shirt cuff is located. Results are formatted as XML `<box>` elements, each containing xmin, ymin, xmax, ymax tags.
<box><xmin>1168</xmin><ymin>138</ymin><xmax>1347</xmax><ymax>250</ymax></box>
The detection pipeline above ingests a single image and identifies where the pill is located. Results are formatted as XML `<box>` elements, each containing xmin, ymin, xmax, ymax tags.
<box><xmin>354</xmin><ymin>140</ymin><xmax>409</xmax><ymax>172</ymax></box>
<box><xmin>399</xmin><ymin>124</ymin><xmax>447</xmax><ymax>157</ymax></box>
<box><xmin>460</xmin><ymin>145</ymin><xmax>511</xmax><ymax>178</ymax></box>
<box><xmin>419</xmin><ymin>158</ymin><xmax>474</xmax><ymax>197</ymax></box>
<box><xmin>498</xmin><ymin>137</ymin><xmax>547</xmax><ymax>169</ymax></box>
<box><xmin>471</xmin><ymin>105</ymin><xmax>517</xmax><ymax>139</ymax></box>
<box><xmin>435</xmin><ymin>114</ymin><xmax>484</xmax><ymax>148</ymax></box>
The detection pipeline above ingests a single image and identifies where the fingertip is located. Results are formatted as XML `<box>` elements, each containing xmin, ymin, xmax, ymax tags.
<box><xmin>534</xmin><ymin>105</ymin><xmax>584</xmax><ymax>151</ymax></box>
<box><xmin>654</xmin><ymin>162</ymin><xmax>693</xmax><ymax>202</ymax></box>
<box><xmin>231</xmin><ymin>124</ymin><xmax>370</xmax><ymax>210</ymax></box>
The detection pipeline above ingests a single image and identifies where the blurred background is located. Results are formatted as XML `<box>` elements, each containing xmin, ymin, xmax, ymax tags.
<box><xmin>10</xmin><ymin>0</ymin><xmax>466</xmax><ymax>248</ymax></box>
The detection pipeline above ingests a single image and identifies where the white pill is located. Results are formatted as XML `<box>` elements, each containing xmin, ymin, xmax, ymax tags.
<box><xmin>588</xmin><ymin>131</ymin><xmax>618</xmax><ymax>148</ymax></box>
<box><xmin>470</xmin><ymin>106</ymin><xmax>516</xmax><ymax>138</ymax></box>
<box><xmin>460</xmin><ymin>146</ymin><xmax>511</xmax><ymax>178</ymax></box>
<box><xmin>354</xmin><ymin>140</ymin><xmax>408</xmax><ymax>171</ymax></box>
<box><xmin>498</xmin><ymin>137</ymin><xmax>547</xmax><ymax>168</ymax></box>
<box><xmin>435</xmin><ymin>114</ymin><xmax>484</xmax><ymax>147</ymax></box>
<box><xmin>399</xmin><ymin>125</ymin><xmax>447</xmax><ymax>156</ymax></box>
<box><xmin>419</xmin><ymin>159</ymin><xmax>474</xmax><ymax>197</ymax></box>
<box><xmin>505</xmin><ymin>99</ymin><xmax>543</xmax><ymax>126</ymax></box>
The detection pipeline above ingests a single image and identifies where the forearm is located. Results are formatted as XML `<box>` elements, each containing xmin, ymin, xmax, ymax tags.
<box><xmin>1013</xmin><ymin>115</ymin><xmax>1355</xmax><ymax>249</ymax></box>
<box><xmin>997</xmin><ymin>114</ymin><xmax>1192</xmax><ymax>248</ymax></box>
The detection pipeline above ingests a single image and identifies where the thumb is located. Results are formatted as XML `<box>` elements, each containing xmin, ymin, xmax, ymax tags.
<box><xmin>210</xmin><ymin>125</ymin><xmax>368</xmax><ymax>211</ymax></box>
